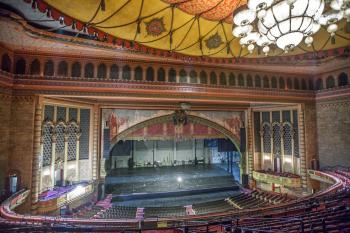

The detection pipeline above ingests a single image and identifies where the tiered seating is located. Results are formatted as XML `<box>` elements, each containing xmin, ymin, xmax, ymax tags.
<box><xmin>235</xmin><ymin>190</ymin><xmax>350</xmax><ymax>233</ymax></box>
<box><xmin>99</xmin><ymin>206</ymin><xmax>137</xmax><ymax>219</ymax></box>
<box><xmin>144</xmin><ymin>206</ymin><xmax>186</xmax><ymax>218</ymax></box>
<box><xmin>192</xmin><ymin>199</ymin><xmax>235</xmax><ymax>215</ymax></box>
<box><xmin>76</xmin><ymin>205</ymin><xmax>103</xmax><ymax>218</ymax></box>
<box><xmin>228</xmin><ymin>190</ymin><xmax>290</xmax><ymax>209</ymax></box>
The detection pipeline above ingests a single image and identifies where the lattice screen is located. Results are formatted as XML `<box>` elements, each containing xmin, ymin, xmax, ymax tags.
<box><xmin>79</xmin><ymin>109</ymin><xmax>90</xmax><ymax>159</ymax></box>
<box><xmin>283</xmin><ymin>123</ymin><xmax>293</xmax><ymax>155</ymax></box>
<box><xmin>67</xmin><ymin>124</ymin><xmax>78</xmax><ymax>161</ymax></box>
<box><xmin>293</xmin><ymin>110</ymin><xmax>299</xmax><ymax>157</ymax></box>
<box><xmin>57</xmin><ymin>107</ymin><xmax>66</xmax><ymax>121</ymax></box>
<box><xmin>55</xmin><ymin>124</ymin><xmax>66</xmax><ymax>161</ymax></box>
<box><xmin>272</xmin><ymin>123</ymin><xmax>281</xmax><ymax>155</ymax></box>
<box><xmin>254</xmin><ymin>112</ymin><xmax>261</xmax><ymax>152</ymax></box>
<box><xmin>42</xmin><ymin>124</ymin><xmax>53</xmax><ymax>166</ymax></box>
<box><xmin>262</xmin><ymin>123</ymin><xmax>271</xmax><ymax>153</ymax></box>
<box><xmin>44</xmin><ymin>105</ymin><xmax>54</xmax><ymax>121</ymax></box>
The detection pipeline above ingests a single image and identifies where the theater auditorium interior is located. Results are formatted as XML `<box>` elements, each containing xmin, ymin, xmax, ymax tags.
<box><xmin>0</xmin><ymin>0</ymin><xmax>350</xmax><ymax>232</ymax></box>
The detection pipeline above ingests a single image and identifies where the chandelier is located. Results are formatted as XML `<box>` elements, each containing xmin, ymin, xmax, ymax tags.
<box><xmin>232</xmin><ymin>0</ymin><xmax>350</xmax><ymax>55</ymax></box>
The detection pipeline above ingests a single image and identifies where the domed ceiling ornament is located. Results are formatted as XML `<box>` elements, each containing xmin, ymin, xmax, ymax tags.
<box><xmin>205</xmin><ymin>32</ymin><xmax>224</xmax><ymax>49</ymax></box>
<box><xmin>232</xmin><ymin>0</ymin><xmax>350</xmax><ymax>55</ymax></box>
<box><xmin>145</xmin><ymin>17</ymin><xmax>166</xmax><ymax>37</ymax></box>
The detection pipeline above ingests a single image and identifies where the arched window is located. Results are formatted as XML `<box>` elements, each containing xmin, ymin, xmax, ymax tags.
<box><xmin>1</xmin><ymin>53</ymin><xmax>11</xmax><ymax>72</ymax></box>
<box><xmin>57</xmin><ymin>61</ymin><xmax>68</xmax><ymax>77</ymax></box>
<box><xmin>210</xmin><ymin>71</ymin><xmax>217</xmax><ymax>85</ymax></box>
<box><xmin>15</xmin><ymin>58</ymin><xmax>26</xmax><ymax>75</ymax></box>
<box><xmin>308</xmin><ymin>79</ymin><xmax>314</xmax><ymax>90</ymax></box>
<box><xmin>168</xmin><ymin>68</ymin><xmax>176</xmax><ymax>82</ymax></box>
<box><xmin>122</xmin><ymin>65</ymin><xmax>131</xmax><ymax>80</ymax></box>
<box><xmin>200</xmin><ymin>71</ymin><xmax>207</xmax><ymax>84</ymax></box>
<box><xmin>263</xmin><ymin>76</ymin><xmax>269</xmax><ymax>88</ymax></box>
<box><xmin>271</xmin><ymin>76</ymin><xmax>277</xmax><ymax>88</ymax></box>
<box><xmin>338</xmin><ymin>72</ymin><xmax>348</xmax><ymax>86</ymax></box>
<box><xmin>287</xmin><ymin>78</ymin><xmax>292</xmax><ymax>89</ymax></box>
<box><xmin>301</xmin><ymin>79</ymin><xmax>307</xmax><ymax>90</ymax></box>
<box><xmin>97</xmin><ymin>63</ymin><xmax>107</xmax><ymax>79</ymax></box>
<box><xmin>229</xmin><ymin>73</ymin><xmax>235</xmax><ymax>86</ymax></box>
<box><xmin>146</xmin><ymin>67</ymin><xmax>154</xmax><ymax>81</ymax></box>
<box><xmin>190</xmin><ymin>70</ymin><xmax>198</xmax><ymax>83</ymax></box>
<box><xmin>30</xmin><ymin>59</ymin><xmax>40</xmax><ymax>75</ymax></box>
<box><xmin>279</xmin><ymin>77</ymin><xmax>285</xmax><ymax>89</ymax></box>
<box><xmin>179</xmin><ymin>69</ymin><xmax>187</xmax><ymax>83</ymax></box>
<box><xmin>44</xmin><ymin>60</ymin><xmax>54</xmax><ymax>76</ymax></box>
<box><xmin>110</xmin><ymin>64</ymin><xmax>119</xmax><ymax>79</ymax></box>
<box><xmin>315</xmin><ymin>78</ymin><xmax>323</xmax><ymax>90</ymax></box>
<box><xmin>326</xmin><ymin>76</ymin><xmax>335</xmax><ymax>89</ymax></box>
<box><xmin>84</xmin><ymin>63</ymin><xmax>94</xmax><ymax>78</ymax></box>
<box><xmin>71</xmin><ymin>62</ymin><xmax>81</xmax><ymax>77</ymax></box>
<box><xmin>157</xmin><ymin>68</ymin><xmax>165</xmax><ymax>82</ymax></box>
<box><xmin>294</xmin><ymin>78</ymin><xmax>300</xmax><ymax>90</ymax></box>
<box><xmin>246</xmin><ymin>75</ymin><xmax>253</xmax><ymax>87</ymax></box>
<box><xmin>255</xmin><ymin>75</ymin><xmax>261</xmax><ymax>87</ymax></box>
<box><xmin>219</xmin><ymin>72</ymin><xmax>227</xmax><ymax>85</ymax></box>
<box><xmin>134</xmin><ymin>66</ymin><xmax>142</xmax><ymax>81</ymax></box>
<box><xmin>238</xmin><ymin>74</ymin><xmax>244</xmax><ymax>86</ymax></box>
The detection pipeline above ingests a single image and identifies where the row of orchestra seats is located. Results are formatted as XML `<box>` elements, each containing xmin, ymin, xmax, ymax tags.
<box><xmin>144</xmin><ymin>206</ymin><xmax>186</xmax><ymax>218</ymax></box>
<box><xmin>99</xmin><ymin>206</ymin><xmax>137</xmax><ymax>219</ymax></box>
<box><xmin>192</xmin><ymin>199</ymin><xmax>236</xmax><ymax>215</ymax></box>
<box><xmin>83</xmin><ymin>190</ymin><xmax>293</xmax><ymax>218</ymax></box>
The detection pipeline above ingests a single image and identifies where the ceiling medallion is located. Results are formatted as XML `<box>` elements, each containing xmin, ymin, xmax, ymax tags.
<box><xmin>205</xmin><ymin>32</ymin><xmax>224</xmax><ymax>49</ymax></box>
<box><xmin>232</xmin><ymin>0</ymin><xmax>350</xmax><ymax>55</ymax></box>
<box><xmin>145</xmin><ymin>17</ymin><xmax>166</xmax><ymax>37</ymax></box>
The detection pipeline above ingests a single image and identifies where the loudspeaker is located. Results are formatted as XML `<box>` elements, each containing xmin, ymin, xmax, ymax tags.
<box><xmin>240</xmin><ymin>128</ymin><xmax>246</xmax><ymax>153</ymax></box>
<box><xmin>242</xmin><ymin>174</ymin><xmax>249</xmax><ymax>188</ymax></box>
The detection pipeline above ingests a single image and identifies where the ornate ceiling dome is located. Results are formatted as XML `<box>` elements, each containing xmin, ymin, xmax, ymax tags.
<box><xmin>12</xmin><ymin>0</ymin><xmax>350</xmax><ymax>59</ymax></box>
<box><xmin>162</xmin><ymin>0</ymin><xmax>246</xmax><ymax>23</ymax></box>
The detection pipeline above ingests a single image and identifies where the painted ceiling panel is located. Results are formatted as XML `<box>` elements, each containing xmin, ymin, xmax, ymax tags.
<box><xmin>16</xmin><ymin>0</ymin><xmax>348</xmax><ymax>58</ymax></box>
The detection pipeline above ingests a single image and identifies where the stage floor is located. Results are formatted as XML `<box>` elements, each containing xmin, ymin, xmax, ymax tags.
<box><xmin>106</xmin><ymin>164</ymin><xmax>233</xmax><ymax>184</ymax></box>
<box><xmin>105</xmin><ymin>164</ymin><xmax>240</xmax><ymax>206</ymax></box>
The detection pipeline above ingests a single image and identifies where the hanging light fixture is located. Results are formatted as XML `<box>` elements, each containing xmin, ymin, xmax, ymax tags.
<box><xmin>232</xmin><ymin>0</ymin><xmax>350</xmax><ymax>55</ymax></box>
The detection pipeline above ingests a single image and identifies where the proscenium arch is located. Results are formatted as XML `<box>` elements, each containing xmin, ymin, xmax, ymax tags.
<box><xmin>110</xmin><ymin>114</ymin><xmax>240</xmax><ymax>151</ymax></box>
<box><xmin>109</xmin><ymin>113</ymin><xmax>243</xmax><ymax>174</ymax></box>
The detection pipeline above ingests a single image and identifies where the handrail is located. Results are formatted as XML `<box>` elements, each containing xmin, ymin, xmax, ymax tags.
<box><xmin>0</xmin><ymin>169</ymin><xmax>345</xmax><ymax>230</ymax></box>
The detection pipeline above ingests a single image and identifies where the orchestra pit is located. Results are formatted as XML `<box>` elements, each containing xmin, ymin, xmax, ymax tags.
<box><xmin>0</xmin><ymin>0</ymin><xmax>350</xmax><ymax>232</ymax></box>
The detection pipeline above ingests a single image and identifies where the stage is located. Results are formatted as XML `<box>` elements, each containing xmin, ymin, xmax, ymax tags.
<box><xmin>105</xmin><ymin>164</ymin><xmax>240</xmax><ymax>207</ymax></box>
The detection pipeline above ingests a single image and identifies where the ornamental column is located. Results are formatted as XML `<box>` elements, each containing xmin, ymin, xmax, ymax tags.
<box><xmin>31</xmin><ymin>96</ymin><xmax>43</xmax><ymax>212</ymax></box>
<box><xmin>75</xmin><ymin>132</ymin><xmax>81</xmax><ymax>182</ymax></box>
<box><xmin>92</xmin><ymin>105</ymin><xmax>100</xmax><ymax>180</ymax></box>
<box><xmin>298</xmin><ymin>104</ymin><xmax>308</xmax><ymax>191</ymax></box>
<box><xmin>63</xmin><ymin>132</ymin><xmax>69</xmax><ymax>185</ymax></box>
<box><xmin>246</xmin><ymin>109</ymin><xmax>254</xmax><ymax>178</ymax></box>
<box><xmin>51</xmin><ymin>133</ymin><xmax>57</xmax><ymax>187</ymax></box>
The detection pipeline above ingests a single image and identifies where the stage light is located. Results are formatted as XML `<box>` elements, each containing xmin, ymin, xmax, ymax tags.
<box><xmin>284</xmin><ymin>157</ymin><xmax>292</xmax><ymax>163</ymax></box>
<box><xmin>177</xmin><ymin>177</ymin><xmax>183</xmax><ymax>182</ymax></box>
<box><xmin>43</xmin><ymin>169</ymin><xmax>50</xmax><ymax>176</ymax></box>
<box><xmin>263</xmin><ymin>155</ymin><xmax>271</xmax><ymax>160</ymax></box>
